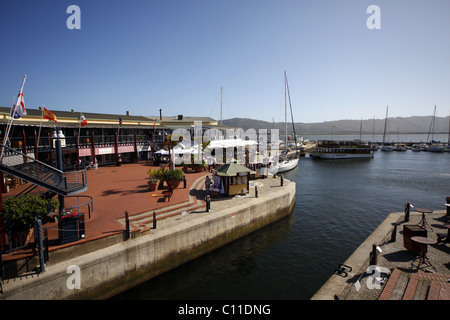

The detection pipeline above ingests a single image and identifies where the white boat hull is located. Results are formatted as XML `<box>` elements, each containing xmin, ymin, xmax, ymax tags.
<box><xmin>269</xmin><ymin>158</ymin><xmax>299</xmax><ymax>174</ymax></box>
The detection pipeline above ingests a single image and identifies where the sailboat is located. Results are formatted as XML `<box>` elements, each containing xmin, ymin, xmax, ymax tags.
<box><xmin>446</xmin><ymin>112</ymin><xmax>450</xmax><ymax>152</ymax></box>
<box><xmin>270</xmin><ymin>71</ymin><xmax>299</xmax><ymax>174</ymax></box>
<box><xmin>380</xmin><ymin>106</ymin><xmax>394</xmax><ymax>152</ymax></box>
<box><xmin>427</xmin><ymin>105</ymin><xmax>444</xmax><ymax>152</ymax></box>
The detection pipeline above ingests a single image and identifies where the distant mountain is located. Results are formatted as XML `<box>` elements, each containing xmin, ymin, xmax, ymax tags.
<box><xmin>222</xmin><ymin>116</ymin><xmax>450</xmax><ymax>135</ymax></box>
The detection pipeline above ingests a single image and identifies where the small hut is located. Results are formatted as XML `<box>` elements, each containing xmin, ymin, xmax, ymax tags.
<box><xmin>214</xmin><ymin>163</ymin><xmax>256</xmax><ymax>196</ymax></box>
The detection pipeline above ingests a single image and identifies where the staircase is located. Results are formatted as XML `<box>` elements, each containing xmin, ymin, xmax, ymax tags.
<box><xmin>116</xmin><ymin>176</ymin><xmax>206</xmax><ymax>233</ymax></box>
<box><xmin>380</xmin><ymin>268</ymin><xmax>450</xmax><ymax>300</ymax></box>
<box><xmin>0</xmin><ymin>144</ymin><xmax>87</xmax><ymax>196</ymax></box>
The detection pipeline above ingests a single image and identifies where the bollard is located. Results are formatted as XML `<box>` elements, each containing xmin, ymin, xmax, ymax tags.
<box><xmin>184</xmin><ymin>176</ymin><xmax>187</xmax><ymax>188</ymax></box>
<box><xmin>153</xmin><ymin>212</ymin><xmax>157</xmax><ymax>229</ymax></box>
<box><xmin>206</xmin><ymin>195</ymin><xmax>210</xmax><ymax>212</ymax></box>
<box><xmin>370</xmin><ymin>244</ymin><xmax>377</xmax><ymax>266</ymax></box>
<box><xmin>391</xmin><ymin>223</ymin><xmax>397</xmax><ymax>243</ymax></box>
<box><xmin>255</xmin><ymin>186</ymin><xmax>258</xmax><ymax>198</ymax></box>
<box><xmin>280</xmin><ymin>175</ymin><xmax>284</xmax><ymax>186</ymax></box>
<box><xmin>44</xmin><ymin>227</ymin><xmax>49</xmax><ymax>263</ymax></box>
<box><xmin>35</xmin><ymin>218</ymin><xmax>45</xmax><ymax>273</ymax></box>
<box><xmin>404</xmin><ymin>202</ymin><xmax>411</xmax><ymax>222</ymax></box>
<box><xmin>124</xmin><ymin>211</ymin><xmax>130</xmax><ymax>240</ymax></box>
<box><xmin>446</xmin><ymin>197</ymin><xmax>450</xmax><ymax>217</ymax></box>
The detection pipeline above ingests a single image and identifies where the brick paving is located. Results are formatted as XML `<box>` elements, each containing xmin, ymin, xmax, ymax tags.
<box><xmin>1</xmin><ymin>161</ymin><xmax>209</xmax><ymax>261</ymax></box>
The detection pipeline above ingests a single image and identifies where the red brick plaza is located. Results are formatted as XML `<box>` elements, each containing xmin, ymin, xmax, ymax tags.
<box><xmin>1</xmin><ymin>161</ymin><xmax>209</xmax><ymax>260</ymax></box>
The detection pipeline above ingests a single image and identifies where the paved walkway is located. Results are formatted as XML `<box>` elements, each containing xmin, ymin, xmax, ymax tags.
<box><xmin>334</xmin><ymin>210</ymin><xmax>450</xmax><ymax>300</ymax></box>
<box><xmin>1</xmin><ymin>161</ymin><xmax>210</xmax><ymax>261</ymax></box>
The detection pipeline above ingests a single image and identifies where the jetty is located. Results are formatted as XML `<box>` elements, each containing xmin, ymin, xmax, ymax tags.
<box><xmin>312</xmin><ymin>206</ymin><xmax>450</xmax><ymax>300</ymax></box>
<box><xmin>0</xmin><ymin>161</ymin><xmax>295</xmax><ymax>299</ymax></box>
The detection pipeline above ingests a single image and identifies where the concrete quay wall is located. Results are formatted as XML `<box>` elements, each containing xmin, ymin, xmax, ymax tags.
<box><xmin>0</xmin><ymin>180</ymin><xmax>295</xmax><ymax>300</ymax></box>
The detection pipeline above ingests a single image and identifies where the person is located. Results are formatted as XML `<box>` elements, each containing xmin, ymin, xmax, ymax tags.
<box><xmin>205</xmin><ymin>175</ymin><xmax>212</xmax><ymax>195</ymax></box>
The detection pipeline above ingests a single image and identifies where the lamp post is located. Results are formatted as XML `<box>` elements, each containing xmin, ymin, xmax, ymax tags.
<box><xmin>53</xmin><ymin>128</ymin><xmax>65</xmax><ymax>211</ymax></box>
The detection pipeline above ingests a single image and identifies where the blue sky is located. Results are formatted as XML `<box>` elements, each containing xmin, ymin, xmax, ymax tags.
<box><xmin>1</xmin><ymin>0</ymin><xmax>449</xmax><ymax>123</ymax></box>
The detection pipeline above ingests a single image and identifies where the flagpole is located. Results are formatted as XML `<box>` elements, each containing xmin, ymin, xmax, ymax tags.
<box><xmin>2</xmin><ymin>75</ymin><xmax>27</xmax><ymax>159</ymax></box>
<box><xmin>37</xmin><ymin>105</ymin><xmax>44</xmax><ymax>148</ymax></box>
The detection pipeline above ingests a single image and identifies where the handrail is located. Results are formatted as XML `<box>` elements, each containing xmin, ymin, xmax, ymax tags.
<box><xmin>63</xmin><ymin>195</ymin><xmax>94</xmax><ymax>219</ymax></box>
<box><xmin>0</xmin><ymin>143</ymin><xmax>64</xmax><ymax>174</ymax></box>
<box><xmin>0</xmin><ymin>144</ymin><xmax>87</xmax><ymax>195</ymax></box>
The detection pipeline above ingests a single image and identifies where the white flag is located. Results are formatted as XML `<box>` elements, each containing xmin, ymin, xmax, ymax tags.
<box><xmin>12</xmin><ymin>92</ymin><xmax>26</xmax><ymax>119</ymax></box>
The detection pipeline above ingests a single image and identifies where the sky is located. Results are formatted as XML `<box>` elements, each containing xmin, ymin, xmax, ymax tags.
<box><xmin>1</xmin><ymin>0</ymin><xmax>450</xmax><ymax>123</ymax></box>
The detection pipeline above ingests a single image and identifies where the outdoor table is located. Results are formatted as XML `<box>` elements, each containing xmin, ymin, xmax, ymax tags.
<box><xmin>415</xmin><ymin>208</ymin><xmax>433</xmax><ymax>230</ymax></box>
<box><xmin>411</xmin><ymin>236</ymin><xmax>437</xmax><ymax>272</ymax></box>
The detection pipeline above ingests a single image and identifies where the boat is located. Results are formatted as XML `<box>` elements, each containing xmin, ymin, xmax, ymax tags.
<box><xmin>309</xmin><ymin>140</ymin><xmax>374</xmax><ymax>159</ymax></box>
<box><xmin>269</xmin><ymin>71</ymin><xmax>299</xmax><ymax>174</ymax></box>
<box><xmin>380</xmin><ymin>106</ymin><xmax>393</xmax><ymax>152</ymax></box>
<box><xmin>393</xmin><ymin>143</ymin><xmax>407</xmax><ymax>151</ymax></box>
<box><xmin>411</xmin><ymin>144</ymin><xmax>421</xmax><ymax>152</ymax></box>
<box><xmin>426</xmin><ymin>106</ymin><xmax>444</xmax><ymax>152</ymax></box>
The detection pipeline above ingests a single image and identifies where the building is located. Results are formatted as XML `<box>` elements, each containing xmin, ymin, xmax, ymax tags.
<box><xmin>0</xmin><ymin>106</ymin><xmax>219</xmax><ymax>170</ymax></box>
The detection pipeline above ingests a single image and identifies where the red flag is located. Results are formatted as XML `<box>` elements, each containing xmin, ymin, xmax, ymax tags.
<box><xmin>78</xmin><ymin>112</ymin><xmax>88</xmax><ymax>127</ymax></box>
<box><xmin>43</xmin><ymin>107</ymin><xmax>57</xmax><ymax>122</ymax></box>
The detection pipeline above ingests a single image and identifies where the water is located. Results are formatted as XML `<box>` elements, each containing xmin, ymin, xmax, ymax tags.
<box><xmin>114</xmin><ymin>150</ymin><xmax>450</xmax><ymax>300</ymax></box>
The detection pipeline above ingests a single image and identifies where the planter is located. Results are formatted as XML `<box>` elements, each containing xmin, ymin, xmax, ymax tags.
<box><xmin>166</xmin><ymin>179</ymin><xmax>181</xmax><ymax>189</ymax></box>
<box><xmin>58</xmin><ymin>217</ymin><xmax>79</xmax><ymax>245</ymax></box>
<box><xmin>148</xmin><ymin>182</ymin><xmax>158</xmax><ymax>191</ymax></box>
<box><xmin>192</xmin><ymin>165</ymin><xmax>205</xmax><ymax>172</ymax></box>
<box><xmin>11</xmin><ymin>228</ymin><xmax>32</xmax><ymax>248</ymax></box>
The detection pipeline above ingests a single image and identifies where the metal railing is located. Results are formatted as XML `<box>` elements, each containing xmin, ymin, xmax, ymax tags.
<box><xmin>0</xmin><ymin>144</ymin><xmax>87</xmax><ymax>195</ymax></box>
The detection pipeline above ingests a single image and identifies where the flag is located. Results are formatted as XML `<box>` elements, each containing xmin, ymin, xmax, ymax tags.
<box><xmin>119</xmin><ymin>117</ymin><xmax>122</xmax><ymax>127</ymax></box>
<box><xmin>78</xmin><ymin>113</ymin><xmax>88</xmax><ymax>127</ymax></box>
<box><xmin>43</xmin><ymin>107</ymin><xmax>57</xmax><ymax>122</ymax></box>
<box><xmin>153</xmin><ymin>118</ymin><xmax>157</xmax><ymax>128</ymax></box>
<box><xmin>12</xmin><ymin>92</ymin><xmax>26</xmax><ymax>119</ymax></box>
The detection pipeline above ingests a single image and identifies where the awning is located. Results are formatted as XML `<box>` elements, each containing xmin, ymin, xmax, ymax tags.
<box><xmin>214</xmin><ymin>163</ymin><xmax>256</xmax><ymax>177</ymax></box>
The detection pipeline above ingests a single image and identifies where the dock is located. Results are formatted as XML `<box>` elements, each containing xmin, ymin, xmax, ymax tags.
<box><xmin>312</xmin><ymin>208</ymin><xmax>450</xmax><ymax>300</ymax></box>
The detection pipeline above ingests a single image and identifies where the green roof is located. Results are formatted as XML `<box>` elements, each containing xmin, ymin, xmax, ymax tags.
<box><xmin>214</xmin><ymin>163</ymin><xmax>256</xmax><ymax>177</ymax></box>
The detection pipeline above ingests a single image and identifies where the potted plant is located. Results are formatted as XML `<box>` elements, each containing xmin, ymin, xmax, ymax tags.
<box><xmin>192</xmin><ymin>159</ymin><xmax>207</xmax><ymax>172</ymax></box>
<box><xmin>147</xmin><ymin>169</ymin><xmax>160</xmax><ymax>191</ymax></box>
<box><xmin>163</xmin><ymin>168</ymin><xmax>185</xmax><ymax>189</ymax></box>
<box><xmin>1</xmin><ymin>194</ymin><xmax>59</xmax><ymax>247</ymax></box>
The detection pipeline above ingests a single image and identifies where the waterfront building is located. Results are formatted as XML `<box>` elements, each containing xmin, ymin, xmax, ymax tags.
<box><xmin>0</xmin><ymin>107</ymin><xmax>219</xmax><ymax>170</ymax></box>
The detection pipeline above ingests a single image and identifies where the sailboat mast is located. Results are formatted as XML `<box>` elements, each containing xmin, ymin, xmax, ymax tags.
<box><xmin>284</xmin><ymin>71</ymin><xmax>287</xmax><ymax>147</ymax></box>
<box><xmin>383</xmin><ymin>106</ymin><xmax>388</xmax><ymax>144</ymax></box>
<box><xmin>220</xmin><ymin>87</ymin><xmax>223</xmax><ymax>126</ymax></box>
<box><xmin>448</xmin><ymin>111</ymin><xmax>450</xmax><ymax>145</ymax></box>
<box><xmin>285</xmin><ymin>72</ymin><xmax>298</xmax><ymax>152</ymax></box>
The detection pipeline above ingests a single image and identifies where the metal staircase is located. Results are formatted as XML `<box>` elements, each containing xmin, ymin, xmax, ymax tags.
<box><xmin>0</xmin><ymin>144</ymin><xmax>87</xmax><ymax>196</ymax></box>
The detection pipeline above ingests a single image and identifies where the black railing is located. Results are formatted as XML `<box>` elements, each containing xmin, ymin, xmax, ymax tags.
<box><xmin>0</xmin><ymin>144</ymin><xmax>87</xmax><ymax>195</ymax></box>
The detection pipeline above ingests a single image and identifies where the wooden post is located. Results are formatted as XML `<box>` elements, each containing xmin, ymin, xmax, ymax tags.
<box><xmin>405</xmin><ymin>202</ymin><xmax>411</xmax><ymax>222</ymax></box>
<box><xmin>91</xmin><ymin>132</ymin><xmax>96</xmax><ymax>167</ymax></box>
<box><xmin>370</xmin><ymin>244</ymin><xmax>377</xmax><ymax>265</ymax></box>
<box><xmin>34</xmin><ymin>130</ymin><xmax>39</xmax><ymax>161</ymax></box>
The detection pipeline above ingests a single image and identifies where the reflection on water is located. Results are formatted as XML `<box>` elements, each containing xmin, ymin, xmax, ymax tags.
<box><xmin>114</xmin><ymin>151</ymin><xmax>450</xmax><ymax>300</ymax></box>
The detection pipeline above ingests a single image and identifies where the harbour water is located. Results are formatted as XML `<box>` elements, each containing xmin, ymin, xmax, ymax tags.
<box><xmin>114</xmin><ymin>144</ymin><xmax>450</xmax><ymax>300</ymax></box>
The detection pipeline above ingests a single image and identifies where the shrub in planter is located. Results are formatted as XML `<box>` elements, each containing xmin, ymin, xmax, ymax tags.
<box><xmin>163</xmin><ymin>169</ymin><xmax>185</xmax><ymax>189</ymax></box>
<box><xmin>1</xmin><ymin>194</ymin><xmax>59</xmax><ymax>231</ymax></box>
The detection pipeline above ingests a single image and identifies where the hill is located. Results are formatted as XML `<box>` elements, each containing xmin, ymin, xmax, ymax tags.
<box><xmin>222</xmin><ymin>116</ymin><xmax>450</xmax><ymax>135</ymax></box>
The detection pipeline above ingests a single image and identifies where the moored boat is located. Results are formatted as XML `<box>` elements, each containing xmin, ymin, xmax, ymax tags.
<box><xmin>309</xmin><ymin>140</ymin><xmax>374</xmax><ymax>159</ymax></box>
